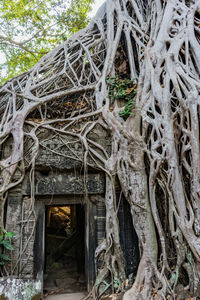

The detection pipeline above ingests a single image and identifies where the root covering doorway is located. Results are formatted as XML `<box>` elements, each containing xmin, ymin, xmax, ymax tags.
<box><xmin>43</xmin><ymin>204</ymin><xmax>86</xmax><ymax>296</ymax></box>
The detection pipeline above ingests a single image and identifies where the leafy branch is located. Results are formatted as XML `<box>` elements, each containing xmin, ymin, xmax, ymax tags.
<box><xmin>0</xmin><ymin>228</ymin><xmax>17</xmax><ymax>266</ymax></box>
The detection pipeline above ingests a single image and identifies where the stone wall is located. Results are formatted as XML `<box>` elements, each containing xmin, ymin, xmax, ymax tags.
<box><xmin>0</xmin><ymin>278</ymin><xmax>41</xmax><ymax>300</ymax></box>
<box><xmin>6</xmin><ymin>169</ymin><xmax>105</xmax><ymax>277</ymax></box>
<box><xmin>3</xmin><ymin>126</ymin><xmax>108</xmax><ymax>296</ymax></box>
<box><xmin>23</xmin><ymin>171</ymin><xmax>105</xmax><ymax>196</ymax></box>
<box><xmin>25</xmin><ymin>124</ymin><xmax>111</xmax><ymax>171</ymax></box>
<box><xmin>5</xmin><ymin>130</ymin><xmax>106</xmax><ymax>281</ymax></box>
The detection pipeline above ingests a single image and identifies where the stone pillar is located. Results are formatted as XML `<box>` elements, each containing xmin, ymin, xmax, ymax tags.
<box><xmin>19</xmin><ymin>197</ymin><xmax>36</xmax><ymax>279</ymax></box>
<box><xmin>5</xmin><ymin>190</ymin><xmax>22</xmax><ymax>276</ymax></box>
<box><xmin>85</xmin><ymin>197</ymin><xmax>97</xmax><ymax>291</ymax></box>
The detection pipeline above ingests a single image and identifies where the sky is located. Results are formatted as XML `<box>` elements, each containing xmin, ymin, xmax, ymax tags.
<box><xmin>89</xmin><ymin>0</ymin><xmax>104</xmax><ymax>17</ymax></box>
<box><xmin>0</xmin><ymin>0</ymin><xmax>105</xmax><ymax>71</ymax></box>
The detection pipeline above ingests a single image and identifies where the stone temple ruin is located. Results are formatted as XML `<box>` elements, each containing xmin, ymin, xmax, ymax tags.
<box><xmin>0</xmin><ymin>3</ymin><xmax>141</xmax><ymax>297</ymax></box>
<box><xmin>2</xmin><ymin>125</ymin><xmax>139</xmax><ymax>298</ymax></box>
<box><xmin>1</xmin><ymin>0</ymin><xmax>200</xmax><ymax>299</ymax></box>
<box><xmin>2</xmin><ymin>0</ymin><xmax>200</xmax><ymax>298</ymax></box>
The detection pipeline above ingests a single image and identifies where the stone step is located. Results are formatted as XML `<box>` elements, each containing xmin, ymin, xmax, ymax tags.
<box><xmin>46</xmin><ymin>292</ymin><xmax>87</xmax><ymax>300</ymax></box>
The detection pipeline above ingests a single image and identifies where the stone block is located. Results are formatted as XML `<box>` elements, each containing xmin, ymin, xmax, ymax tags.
<box><xmin>0</xmin><ymin>278</ymin><xmax>41</xmax><ymax>300</ymax></box>
<box><xmin>23</xmin><ymin>171</ymin><xmax>105</xmax><ymax>195</ymax></box>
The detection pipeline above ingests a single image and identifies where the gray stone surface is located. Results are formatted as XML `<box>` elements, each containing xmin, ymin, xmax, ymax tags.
<box><xmin>46</xmin><ymin>292</ymin><xmax>87</xmax><ymax>300</ymax></box>
<box><xmin>23</xmin><ymin>171</ymin><xmax>105</xmax><ymax>195</ymax></box>
<box><xmin>0</xmin><ymin>278</ymin><xmax>41</xmax><ymax>300</ymax></box>
<box><xmin>33</xmin><ymin>126</ymin><xmax>111</xmax><ymax>171</ymax></box>
<box><xmin>19</xmin><ymin>198</ymin><xmax>36</xmax><ymax>279</ymax></box>
<box><xmin>5</xmin><ymin>196</ymin><xmax>22</xmax><ymax>275</ymax></box>
<box><xmin>37</xmin><ymin>138</ymin><xmax>83</xmax><ymax>170</ymax></box>
<box><xmin>4</xmin><ymin>128</ymin><xmax>107</xmax><ymax>286</ymax></box>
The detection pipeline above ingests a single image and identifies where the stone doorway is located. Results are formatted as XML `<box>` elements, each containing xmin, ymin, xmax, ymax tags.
<box><xmin>34</xmin><ymin>195</ymin><xmax>97</xmax><ymax>298</ymax></box>
<box><xmin>43</xmin><ymin>204</ymin><xmax>86</xmax><ymax>297</ymax></box>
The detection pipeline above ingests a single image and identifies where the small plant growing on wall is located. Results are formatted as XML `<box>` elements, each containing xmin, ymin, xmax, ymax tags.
<box><xmin>106</xmin><ymin>76</ymin><xmax>137</xmax><ymax>120</ymax></box>
<box><xmin>0</xmin><ymin>228</ymin><xmax>17</xmax><ymax>267</ymax></box>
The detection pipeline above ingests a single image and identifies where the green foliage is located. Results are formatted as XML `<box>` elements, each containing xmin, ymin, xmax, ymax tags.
<box><xmin>0</xmin><ymin>0</ymin><xmax>94</xmax><ymax>84</ymax></box>
<box><xmin>0</xmin><ymin>228</ymin><xmax>17</xmax><ymax>265</ymax></box>
<box><xmin>106</xmin><ymin>76</ymin><xmax>137</xmax><ymax>120</ymax></box>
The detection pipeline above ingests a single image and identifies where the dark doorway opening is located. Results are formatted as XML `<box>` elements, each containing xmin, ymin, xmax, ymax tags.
<box><xmin>117</xmin><ymin>191</ymin><xmax>140</xmax><ymax>283</ymax></box>
<box><xmin>43</xmin><ymin>204</ymin><xmax>86</xmax><ymax>296</ymax></box>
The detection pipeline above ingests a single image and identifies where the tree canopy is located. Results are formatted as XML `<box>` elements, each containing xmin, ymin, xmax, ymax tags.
<box><xmin>0</xmin><ymin>0</ymin><xmax>94</xmax><ymax>84</ymax></box>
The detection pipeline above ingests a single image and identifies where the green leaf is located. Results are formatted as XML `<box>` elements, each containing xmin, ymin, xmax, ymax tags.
<box><xmin>5</xmin><ymin>232</ymin><xmax>18</xmax><ymax>238</ymax></box>
<box><xmin>106</xmin><ymin>76</ymin><xmax>137</xmax><ymax>119</ymax></box>
<box><xmin>0</xmin><ymin>240</ymin><xmax>14</xmax><ymax>250</ymax></box>
<box><xmin>0</xmin><ymin>254</ymin><xmax>10</xmax><ymax>261</ymax></box>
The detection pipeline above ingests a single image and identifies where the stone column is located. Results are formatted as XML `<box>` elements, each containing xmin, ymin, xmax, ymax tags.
<box><xmin>5</xmin><ymin>188</ymin><xmax>22</xmax><ymax>276</ymax></box>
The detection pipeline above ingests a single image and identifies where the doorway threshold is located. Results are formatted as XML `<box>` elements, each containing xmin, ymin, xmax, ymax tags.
<box><xmin>45</xmin><ymin>292</ymin><xmax>87</xmax><ymax>300</ymax></box>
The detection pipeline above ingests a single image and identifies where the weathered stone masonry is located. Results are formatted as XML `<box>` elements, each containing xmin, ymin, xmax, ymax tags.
<box><xmin>2</xmin><ymin>126</ymin><xmax>139</xmax><ymax>299</ymax></box>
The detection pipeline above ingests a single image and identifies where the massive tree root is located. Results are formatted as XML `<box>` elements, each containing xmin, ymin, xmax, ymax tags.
<box><xmin>1</xmin><ymin>0</ymin><xmax>200</xmax><ymax>298</ymax></box>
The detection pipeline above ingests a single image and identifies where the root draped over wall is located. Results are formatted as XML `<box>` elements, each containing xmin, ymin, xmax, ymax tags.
<box><xmin>0</xmin><ymin>0</ymin><xmax>200</xmax><ymax>299</ymax></box>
